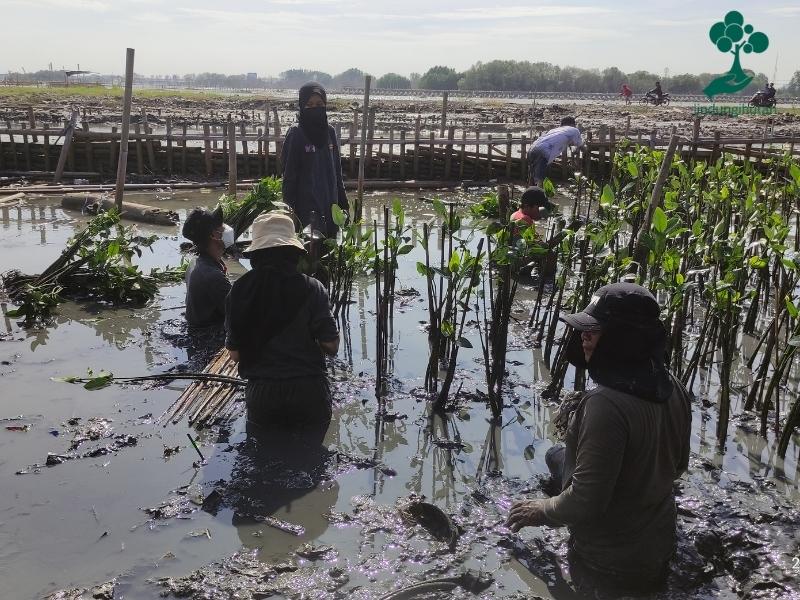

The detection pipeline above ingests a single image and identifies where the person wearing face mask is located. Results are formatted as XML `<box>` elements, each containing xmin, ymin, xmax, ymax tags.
<box><xmin>506</xmin><ymin>283</ymin><xmax>691</xmax><ymax>595</ymax></box>
<box><xmin>181</xmin><ymin>206</ymin><xmax>234</xmax><ymax>329</ymax></box>
<box><xmin>281</xmin><ymin>82</ymin><xmax>349</xmax><ymax>239</ymax></box>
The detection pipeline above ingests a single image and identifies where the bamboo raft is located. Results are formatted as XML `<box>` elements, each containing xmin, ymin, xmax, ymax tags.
<box><xmin>157</xmin><ymin>349</ymin><xmax>245</xmax><ymax>428</ymax></box>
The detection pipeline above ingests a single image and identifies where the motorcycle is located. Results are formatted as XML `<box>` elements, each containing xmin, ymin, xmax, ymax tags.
<box><xmin>639</xmin><ymin>93</ymin><xmax>671</xmax><ymax>106</ymax></box>
<box><xmin>748</xmin><ymin>93</ymin><xmax>776</xmax><ymax>108</ymax></box>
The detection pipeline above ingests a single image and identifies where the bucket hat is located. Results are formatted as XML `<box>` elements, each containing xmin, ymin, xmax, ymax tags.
<box><xmin>243</xmin><ymin>211</ymin><xmax>305</xmax><ymax>255</ymax></box>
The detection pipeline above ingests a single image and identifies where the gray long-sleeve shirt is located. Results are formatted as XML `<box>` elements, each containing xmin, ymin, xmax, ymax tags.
<box><xmin>184</xmin><ymin>254</ymin><xmax>231</xmax><ymax>328</ymax></box>
<box><xmin>281</xmin><ymin>125</ymin><xmax>348</xmax><ymax>238</ymax></box>
<box><xmin>542</xmin><ymin>379</ymin><xmax>691</xmax><ymax>579</ymax></box>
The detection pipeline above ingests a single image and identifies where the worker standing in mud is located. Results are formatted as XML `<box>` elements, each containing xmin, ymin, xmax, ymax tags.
<box><xmin>506</xmin><ymin>283</ymin><xmax>692</xmax><ymax>595</ymax></box>
<box><xmin>527</xmin><ymin>117</ymin><xmax>583</xmax><ymax>187</ymax></box>
<box><xmin>181</xmin><ymin>206</ymin><xmax>234</xmax><ymax>329</ymax></box>
<box><xmin>281</xmin><ymin>82</ymin><xmax>349</xmax><ymax>238</ymax></box>
<box><xmin>225</xmin><ymin>212</ymin><xmax>339</xmax><ymax>431</ymax></box>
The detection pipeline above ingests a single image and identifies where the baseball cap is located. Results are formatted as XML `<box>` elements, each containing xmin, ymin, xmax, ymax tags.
<box><xmin>561</xmin><ymin>282</ymin><xmax>661</xmax><ymax>331</ymax></box>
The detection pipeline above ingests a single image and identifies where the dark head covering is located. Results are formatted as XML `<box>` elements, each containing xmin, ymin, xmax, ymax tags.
<box><xmin>182</xmin><ymin>206</ymin><xmax>223</xmax><ymax>249</ymax></box>
<box><xmin>562</xmin><ymin>283</ymin><xmax>673</xmax><ymax>402</ymax></box>
<box><xmin>521</xmin><ymin>186</ymin><xmax>550</xmax><ymax>208</ymax></box>
<box><xmin>560</xmin><ymin>116</ymin><xmax>576</xmax><ymax>127</ymax></box>
<box><xmin>299</xmin><ymin>82</ymin><xmax>327</xmax><ymax>107</ymax></box>
<box><xmin>298</xmin><ymin>82</ymin><xmax>330</xmax><ymax>148</ymax></box>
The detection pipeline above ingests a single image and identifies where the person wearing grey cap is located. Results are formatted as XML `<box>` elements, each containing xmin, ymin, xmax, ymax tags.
<box><xmin>506</xmin><ymin>282</ymin><xmax>692</xmax><ymax>594</ymax></box>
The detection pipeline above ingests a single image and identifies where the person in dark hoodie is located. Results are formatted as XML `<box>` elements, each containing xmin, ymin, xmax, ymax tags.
<box><xmin>225</xmin><ymin>211</ymin><xmax>339</xmax><ymax>430</ymax></box>
<box><xmin>182</xmin><ymin>206</ymin><xmax>234</xmax><ymax>329</ymax></box>
<box><xmin>281</xmin><ymin>82</ymin><xmax>349</xmax><ymax>239</ymax></box>
<box><xmin>506</xmin><ymin>283</ymin><xmax>691</xmax><ymax>594</ymax></box>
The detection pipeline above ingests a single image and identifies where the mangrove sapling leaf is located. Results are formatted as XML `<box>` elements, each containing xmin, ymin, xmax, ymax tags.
<box><xmin>600</xmin><ymin>185</ymin><xmax>615</xmax><ymax>207</ymax></box>
<box><xmin>542</xmin><ymin>178</ymin><xmax>556</xmax><ymax>197</ymax></box>
<box><xmin>457</xmin><ymin>337</ymin><xmax>473</xmax><ymax>349</ymax></box>
<box><xmin>331</xmin><ymin>204</ymin><xmax>347</xmax><ymax>228</ymax></box>
<box><xmin>785</xmin><ymin>296</ymin><xmax>799</xmax><ymax>319</ymax></box>
<box><xmin>790</xmin><ymin>163</ymin><xmax>800</xmax><ymax>187</ymax></box>
<box><xmin>788</xmin><ymin>336</ymin><xmax>800</xmax><ymax>347</ymax></box>
<box><xmin>653</xmin><ymin>207</ymin><xmax>668</xmax><ymax>234</ymax></box>
<box><xmin>83</xmin><ymin>371</ymin><xmax>114</xmax><ymax>390</ymax></box>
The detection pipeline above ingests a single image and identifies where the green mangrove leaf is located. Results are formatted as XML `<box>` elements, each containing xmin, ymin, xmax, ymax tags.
<box><xmin>83</xmin><ymin>371</ymin><xmax>114</xmax><ymax>391</ymax></box>
<box><xmin>441</xmin><ymin>321</ymin><xmax>455</xmax><ymax>338</ymax></box>
<box><xmin>627</xmin><ymin>162</ymin><xmax>639</xmax><ymax>178</ymax></box>
<box><xmin>652</xmin><ymin>207</ymin><xmax>668</xmax><ymax>233</ymax></box>
<box><xmin>600</xmin><ymin>185</ymin><xmax>615</xmax><ymax>207</ymax></box>
<box><xmin>457</xmin><ymin>336</ymin><xmax>473</xmax><ymax>349</ymax></box>
<box><xmin>785</xmin><ymin>296</ymin><xmax>799</xmax><ymax>319</ymax></box>
<box><xmin>331</xmin><ymin>204</ymin><xmax>346</xmax><ymax>228</ymax></box>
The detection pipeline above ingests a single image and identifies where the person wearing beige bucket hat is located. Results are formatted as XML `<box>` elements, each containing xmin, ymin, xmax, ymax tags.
<box><xmin>225</xmin><ymin>211</ymin><xmax>339</xmax><ymax>430</ymax></box>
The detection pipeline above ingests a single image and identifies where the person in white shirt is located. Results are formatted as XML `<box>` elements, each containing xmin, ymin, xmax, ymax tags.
<box><xmin>527</xmin><ymin>116</ymin><xmax>584</xmax><ymax>186</ymax></box>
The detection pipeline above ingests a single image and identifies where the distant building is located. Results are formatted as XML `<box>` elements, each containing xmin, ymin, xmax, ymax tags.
<box><xmin>247</xmin><ymin>72</ymin><xmax>258</xmax><ymax>82</ymax></box>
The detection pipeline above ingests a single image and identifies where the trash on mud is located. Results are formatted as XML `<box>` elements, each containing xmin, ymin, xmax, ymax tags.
<box><xmin>253</xmin><ymin>515</ymin><xmax>306</xmax><ymax>536</ymax></box>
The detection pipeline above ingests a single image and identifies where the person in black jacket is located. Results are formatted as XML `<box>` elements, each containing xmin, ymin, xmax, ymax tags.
<box><xmin>281</xmin><ymin>82</ymin><xmax>349</xmax><ymax>238</ymax></box>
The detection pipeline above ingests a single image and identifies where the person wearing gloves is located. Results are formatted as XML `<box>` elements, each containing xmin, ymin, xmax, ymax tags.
<box><xmin>225</xmin><ymin>211</ymin><xmax>339</xmax><ymax>430</ymax></box>
<box><xmin>181</xmin><ymin>206</ymin><xmax>234</xmax><ymax>329</ymax></box>
<box><xmin>281</xmin><ymin>82</ymin><xmax>349</xmax><ymax>239</ymax></box>
<box><xmin>506</xmin><ymin>283</ymin><xmax>692</xmax><ymax>594</ymax></box>
<box><xmin>527</xmin><ymin>116</ymin><xmax>584</xmax><ymax>187</ymax></box>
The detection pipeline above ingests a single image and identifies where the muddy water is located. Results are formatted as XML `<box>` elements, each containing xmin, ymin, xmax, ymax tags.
<box><xmin>1</xmin><ymin>191</ymin><xmax>799</xmax><ymax>599</ymax></box>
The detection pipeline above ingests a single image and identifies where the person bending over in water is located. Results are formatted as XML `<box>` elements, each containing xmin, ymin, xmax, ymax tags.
<box><xmin>225</xmin><ymin>211</ymin><xmax>339</xmax><ymax>430</ymax></box>
<box><xmin>527</xmin><ymin>117</ymin><xmax>584</xmax><ymax>187</ymax></box>
<box><xmin>506</xmin><ymin>283</ymin><xmax>691</xmax><ymax>595</ymax></box>
<box><xmin>281</xmin><ymin>82</ymin><xmax>349</xmax><ymax>239</ymax></box>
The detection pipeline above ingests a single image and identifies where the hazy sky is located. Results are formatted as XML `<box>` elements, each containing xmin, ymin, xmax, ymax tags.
<box><xmin>2</xmin><ymin>0</ymin><xmax>799</xmax><ymax>83</ymax></box>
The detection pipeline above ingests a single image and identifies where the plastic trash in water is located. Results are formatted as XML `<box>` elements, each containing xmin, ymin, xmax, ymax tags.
<box><xmin>74</xmin><ymin>178</ymin><xmax>89</xmax><ymax>185</ymax></box>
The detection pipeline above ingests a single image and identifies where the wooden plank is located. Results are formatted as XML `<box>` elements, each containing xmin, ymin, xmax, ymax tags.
<box><xmin>349</xmin><ymin>112</ymin><xmax>357</xmax><ymax>178</ymax></box>
<box><xmin>256</xmin><ymin>127</ymin><xmax>264</xmax><ymax>177</ymax></box>
<box><xmin>166</xmin><ymin>118</ymin><xmax>174</xmax><ymax>176</ymax></box>
<box><xmin>228</xmin><ymin>123</ymin><xmax>237</xmax><ymax>197</ymax></box>
<box><xmin>399</xmin><ymin>129</ymin><xmax>406</xmax><ymax>179</ymax></box>
<box><xmin>109</xmin><ymin>126</ymin><xmax>117</xmax><ymax>173</ymax></box>
<box><xmin>28</xmin><ymin>107</ymin><xmax>37</xmax><ymax>143</ymax></box>
<box><xmin>520</xmin><ymin>134</ymin><xmax>527</xmax><ymax>181</ymax></box>
<box><xmin>505</xmin><ymin>132</ymin><xmax>512</xmax><ymax>178</ymax></box>
<box><xmin>134</xmin><ymin>123</ymin><xmax>144</xmax><ymax>174</ymax></box>
<box><xmin>240</xmin><ymin>122</ymin><xmax>249</xmax><ymax>178</ymax></box>
<box><xmin>444</xmin><ymin>126</ymin><xmax>454</xmax><ymax>179</ymax></box>
<box><xmin>7</xmin><ymin>121</ymin><xmax>19</xmax><ymax>170</ymax></box>
<box><xmin>413</xmin><ymin>115</ymin><xmax>421</xmax><ymax>178</ymax></box>
<box><xmin>440</xmin><ymin>91</ymin><xmax>448</xmax><ymax>137</ymax></box>
<box><xmin>474</xmin><ymin>128</ymin><xmax>481</xmax><ymax>179</ymax></box>
<box><xmin>142</xmin><ymin>109</ymin><xmax>157</xmax><ymax>172</ymax></box>
<box><xmin>487</xmin><ymin>134</ymin><xmax>493</xmax><ymax>179</ymax></box>
<box><xmin>54</xmin><ymin>110</ymin><xmax>78</xmax><ymax>183</ymax></box>
<box><xmin>428</xmin><ymin>132</ymin><xmax>435</xmax><ymax>178</ymax></box>
<box><xmin>271</xmin><ymin>107</ymin><xmax>282</xmax><ymax>168</ymax></box>
<box><xmin>204</xmin><ymin>124</ymin><xmax>213</xmax><ymax>177</ymax></box>
<box><xmin>43</xmin><ymin>131</ymin><xmax>50</xmax><ymax>172</ymax></box>
<box><xmin>181</xmin><ymin>123</ymin><xmax>188</xmax><ymax>174</ymax></box>
<box><xmin>459</xmin><ymin>128</ymin><xmax>466</xmax><ymax>180</ymax></box>
<box><xmin>81</xmin><ymin>120</ymin><xmax>94</xmax><ymax>174</ymax></box>
<box><xmin>21</xmin><ymin>123</ymin><xmax>32</xmax><ymax>171</ymax></box>
<box><xmin>387</xmin><ymin>128</ymin><xmax>394</xmax><ymax>179</ymax></box>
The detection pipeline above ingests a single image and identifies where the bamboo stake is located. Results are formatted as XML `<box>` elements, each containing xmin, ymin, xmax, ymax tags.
<box><xmin>54</xmin><ymin>110</ymin><xmax>78</xmax><ymax>184</ymax></box>
<box><xmin>228</xmin><ymin>123</ymin><xmax>237</xmax><ymax>198</ymax></box>
<box><xmin>356</xmin><ymin>75</ymin><xmax>371</xmax><ymax>221</ymax></box>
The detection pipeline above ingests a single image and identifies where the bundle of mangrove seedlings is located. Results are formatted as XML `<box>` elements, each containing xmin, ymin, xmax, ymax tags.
<box><xmin>219</xmin><ymin>176</ymin><xmax>286</xmax><ymax>238</ymax></box>
<box><xmin>1</xmin><ymin>209</ymin><xmax>186</xmax><ymax>324</ymax></box>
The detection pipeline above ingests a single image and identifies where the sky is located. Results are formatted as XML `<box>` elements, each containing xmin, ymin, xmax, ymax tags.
<box><xmin>1</xmin><ymin>0</ymin><xmax>799</xmax><ymax>84</ymax></box>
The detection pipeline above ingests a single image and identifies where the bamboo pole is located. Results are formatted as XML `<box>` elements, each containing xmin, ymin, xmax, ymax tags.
<box><xmin>28</xmin><ymin>107</ymin><xmax>37</xmax><ymax>143</ymax></box>
<box><xmin>54</xmin><ymin>110</ymin><xmax>78</xmax><ymax>184</ymax></box>
<box><xmin>134</xmin><ymin>123</ymin><xmax>144</xmax><ymax>174</ymax></box>
<box><xmin>440</xmin><ymin>91</ymin><xmax>448</xmax><ymax>137</ymax></box>
<box><xmin>203</xmin><ymin>124</ymin><xmax>212</xmax><ymax>177</ymax></box>
<box><xmin>356</xmin><ymin>74</ymin><xmax>371</xmax><ymax>221</ymax></box>
<box><xmin>114</xmin><ymin>49</ymin><xmax>135</xmax><ymax>208</ymax></box>
<box><xmin>227</xmin><ymin>123</ymin><xmax>237</xmax><ymax>197</ymax></box>
<box><xmin>633</xmin><ymin>134</ymin><xmax>680</xmax><ymax>274</ymax></box>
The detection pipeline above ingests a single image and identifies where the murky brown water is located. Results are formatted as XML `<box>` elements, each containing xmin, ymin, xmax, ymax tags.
<box><xmin>1</xmin><ymin>190</ymin><xmax>798</xmax><ymax>599</ymax></box>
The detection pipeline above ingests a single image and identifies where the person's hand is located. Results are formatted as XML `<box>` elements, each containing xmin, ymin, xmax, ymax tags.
<box><xmin>505</xmin><ymin>499</ymin><xmax>549</xmax><ymax>532</ymax></box>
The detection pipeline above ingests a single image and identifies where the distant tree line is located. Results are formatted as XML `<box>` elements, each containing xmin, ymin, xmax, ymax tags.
<box><xmin>5</xmin><ymin>63</ymin><xmax>798</xmax><ymax>96</ymax></box>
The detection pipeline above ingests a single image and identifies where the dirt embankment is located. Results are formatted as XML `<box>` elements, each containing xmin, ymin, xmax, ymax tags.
<box><xmin>1</xmin><ymin>91</ymin><xmax>798</xmax><ymax>138</ymax></box>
